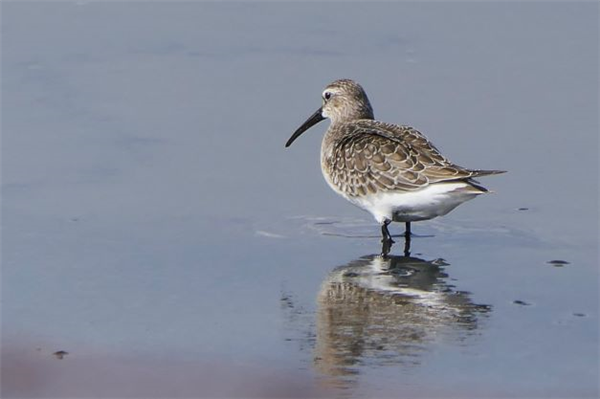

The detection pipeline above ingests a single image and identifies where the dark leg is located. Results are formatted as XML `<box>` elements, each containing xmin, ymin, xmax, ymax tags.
<box><xmin>381</xmin><ymin>238</ymin><xmax>393</xmax><ymax>257</ymax></box>
<box><xmin>402</xmin><ymin>222</ymin><xmax>412</xmax><ymax>256</ymax></box>
<box><xmin>381</xmin><ymin>220</ymin><xmax>394</xmax><ymax>243</ymax></box>
<box><xmin>403</xmin><ymin>231</ymin><xmax>411</xmax><ymax>257</ymax></box>
<box><xmin>404</xmin><ymin>222</ymin><xmax>412</xmax><ymax>237</ymax></box>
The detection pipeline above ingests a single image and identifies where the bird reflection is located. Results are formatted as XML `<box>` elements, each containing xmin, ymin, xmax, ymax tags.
<box><xmin>311</xmin><ymin>245</ymin><xmax>491</xmax><ymax>386</ymax></box>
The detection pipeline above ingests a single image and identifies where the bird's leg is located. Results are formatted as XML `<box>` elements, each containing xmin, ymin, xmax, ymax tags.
<box><xmin>381</xmin><ymin>238</ymin><xmax>393</xmax><ymax>257</ymax></box>
<box><xmin>403</xmin><ymin>231</ymin><xmax>411</xmax><ymax>257</ymax></box>
<box><xmin>381</xmin><ymin>220</ymin><xmax>394</xmax><ymax>244</ymax></box>
<box><xmin>402</xmin><ymin>222</ymin><xmax>412</xmax><ymax>257</ymax></box>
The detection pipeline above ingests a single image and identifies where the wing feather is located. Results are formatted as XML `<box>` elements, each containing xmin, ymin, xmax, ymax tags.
<box><xmin>325</xmin><ymin>120</ymin><xmax>499</xmax><ymax>197</ymax></box>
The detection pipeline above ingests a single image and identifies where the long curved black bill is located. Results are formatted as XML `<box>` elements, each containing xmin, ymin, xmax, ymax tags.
<box><xmin>285</xmin><ymin>107</ymin><xmax>325</xmax><ymax>147</ymax></box>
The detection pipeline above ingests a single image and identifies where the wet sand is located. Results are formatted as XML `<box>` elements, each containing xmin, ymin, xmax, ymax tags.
<box><xmin>2</xmin><ymin>2</ymin><xmax>598</xmax><ymax>398</ymax></box>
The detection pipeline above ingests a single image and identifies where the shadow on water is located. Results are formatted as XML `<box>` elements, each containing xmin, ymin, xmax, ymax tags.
<box><xmin>282</xmin><ymin>241</ymin><xmax>492</xmax><ymax>391</ymax></box>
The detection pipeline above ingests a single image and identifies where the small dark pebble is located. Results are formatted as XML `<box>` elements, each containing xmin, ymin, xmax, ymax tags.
<box><xmin>513</xmin><ymin>300</ymin><xmax>531</xmax><ymax>306</ymax></box>
<box><xmin>547</xmin><ymin>260</ymin><xmax>570</xmax><ymax>267</ymax></box>
<box><xmin>53</xmin><ymin>350</ymin><xmax>68</xmax><ymax>359</ymax></box>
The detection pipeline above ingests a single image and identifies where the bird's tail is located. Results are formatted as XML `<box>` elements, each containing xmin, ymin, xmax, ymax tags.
<box><xmin>470</xmin><ymin>169</ymin><xmax>507</xmax><ymax>177</ymax></box>
<box><xmin>462</xmin><ymin>169</ymin><xmax>505</xmax><ymax>193</ymax></box>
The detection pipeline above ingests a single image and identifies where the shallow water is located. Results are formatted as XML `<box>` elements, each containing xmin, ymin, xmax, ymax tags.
<box><xmin>2</xmin><ymin>2</ymin><xmax>598</xmax><ymax>398</ymax></box>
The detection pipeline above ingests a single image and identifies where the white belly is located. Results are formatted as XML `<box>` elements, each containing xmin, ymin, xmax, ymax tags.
<box><xmin>342</xmin><ymin>182</ymin><xmax>482</xmax><ymax>224</ymax></box>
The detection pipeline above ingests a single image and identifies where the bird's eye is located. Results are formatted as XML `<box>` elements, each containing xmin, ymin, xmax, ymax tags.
<box><xmin>324</xmin><ymin>91</ymin><xmax>332</xmax><ymax>100</ymax></box>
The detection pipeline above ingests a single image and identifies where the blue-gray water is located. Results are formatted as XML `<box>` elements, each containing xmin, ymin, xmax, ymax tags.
<box><xmin>2</xmin><ymin>2</ymin><xmax>598</xmax><ymax>398</ymax></box>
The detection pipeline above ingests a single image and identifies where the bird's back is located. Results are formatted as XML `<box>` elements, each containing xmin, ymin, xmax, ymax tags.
<box><xmin>322</xmin><ymin>120</ymin><xmax>504</xmax><ymax>198</ymax></box>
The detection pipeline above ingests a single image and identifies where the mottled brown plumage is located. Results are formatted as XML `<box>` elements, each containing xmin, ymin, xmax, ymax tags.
<box><xmin>322</xmin><ymin>119</ymin><xmax>504</xmax><ymax>198</ymax></box>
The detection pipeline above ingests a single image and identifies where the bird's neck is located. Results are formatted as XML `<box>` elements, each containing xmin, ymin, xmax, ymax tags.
<box><xmin>333</xmin><ymin>107</ymin><xmax>374</xmax><ymax>125</ymax></box>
